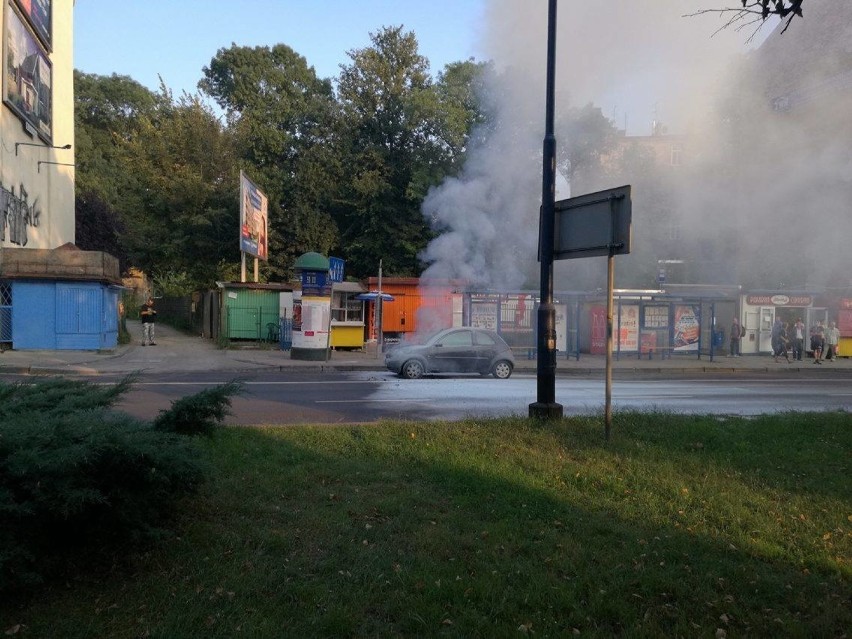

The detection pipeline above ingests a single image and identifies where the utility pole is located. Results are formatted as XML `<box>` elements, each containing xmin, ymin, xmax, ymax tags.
<box><xmin>529</xmin><ymin>0</ymin><xmax>564</xmax><ymax>419</ymax></box>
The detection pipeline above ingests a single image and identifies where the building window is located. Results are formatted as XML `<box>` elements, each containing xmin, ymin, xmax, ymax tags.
<box><xmin>331</xmin><ymin>294</ymin><xmax>364</xmax><ymax>322</ymax></box>
<box><xmin>668</xmin><ymin>223</ymin><xmax>682</xmax><ymax>242</ymax></box>
<box><xmin>670</xmin><ymin>144</ymin><xmax>682</xmax><ymax>166</ymax></box>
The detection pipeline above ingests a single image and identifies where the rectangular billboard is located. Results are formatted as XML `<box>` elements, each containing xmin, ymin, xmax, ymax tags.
<box><xmin>4</xmin><ymin>1</ymin><xmax>52</xmax><ymax>142</ymax></box>
<box><xmin>13</xmin><ymin>0</ymin><xmax>50</xmax><ymax>49</ymax></box>
<box><xmin>673</xmin><ymin>305</ymin><xmax>700</xmax><ymax>352</ymax></box>
<box><xmin>239</xmin><ymin>171</ymin><xmax>268</xmax><ymax>260</ymax></box>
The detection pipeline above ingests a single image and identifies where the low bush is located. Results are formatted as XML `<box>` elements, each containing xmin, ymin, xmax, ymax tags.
<box><xmin>153</xmin><ymin>380</ymin><xmax>243</xmax><ymax>437</ymax></box>
<box><xmin>0</xmin><ymin>377</ymin><xmax>242</xmax><ymax>594</ymax></box>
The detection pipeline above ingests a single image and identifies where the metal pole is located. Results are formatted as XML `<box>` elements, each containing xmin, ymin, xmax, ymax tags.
<box><xmin>530</xmin><ymin>0</ymin><xmax>563</xmax><ymax>419</ymax></box>
<box><xmin>605</xmin><ymin>253</ymin><xmax>614</xmax><ymax>440</ymax></box>
<box><xmin>376</xmin><ymin>260</ymin><xmax>383</xmax><ymax>358</ymax></box>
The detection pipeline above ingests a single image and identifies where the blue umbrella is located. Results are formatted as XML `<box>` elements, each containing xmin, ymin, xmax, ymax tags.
<box><xmin>356</xmin><ymin>291</ymin><xmax>394</xmax><ymax>302</ymax></box>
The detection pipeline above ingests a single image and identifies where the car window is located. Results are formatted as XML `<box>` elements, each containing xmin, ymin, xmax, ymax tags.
<box><xmin>437</xmin><ymin>331</ymin><xmax>472</xmax><ymax>347</ymax></box>
<box><xmin>473</xmin><ymin>331</ymin><xmax>496</xmax><ymax>346</ymax></box>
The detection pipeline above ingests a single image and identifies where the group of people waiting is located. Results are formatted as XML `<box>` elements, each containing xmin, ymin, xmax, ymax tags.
<box><xmin>769</xmin><ymin>317</ymin><xmax>840</xmax><ymax>364</ymax></box>
<box><xmin>728</xmin><ymin>316</ymin><xmax>841</xmax><ymax>363</ymax></box>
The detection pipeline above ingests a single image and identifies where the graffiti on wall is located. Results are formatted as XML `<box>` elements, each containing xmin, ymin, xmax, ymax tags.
<box><xmin>0</xmin><ymin>182</ymin><xmax>42</xmax><ymax>246</ymax></box>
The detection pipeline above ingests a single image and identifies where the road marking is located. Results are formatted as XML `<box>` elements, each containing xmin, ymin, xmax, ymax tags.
<box><xmin>317</xmin><ymin>399</ymin><xmax>417</xmax><ymax>404</ymax></box>
<box><xmin>92</xmin><ymin>380</ymin><xmax>383</xmax><ymax>386</ymax></box>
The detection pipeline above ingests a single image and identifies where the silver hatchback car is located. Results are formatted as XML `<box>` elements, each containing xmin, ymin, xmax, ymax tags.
<box><xmin>384</xmin><ymin>327</ymin><xmax>516</xmax><ymax>379</ymax></box>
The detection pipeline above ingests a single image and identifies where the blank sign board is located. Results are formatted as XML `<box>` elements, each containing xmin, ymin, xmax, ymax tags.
<box><xmin>553</xmin><ymin>185</ymin><xmax>631</xmax><ymax>259</ymax></box>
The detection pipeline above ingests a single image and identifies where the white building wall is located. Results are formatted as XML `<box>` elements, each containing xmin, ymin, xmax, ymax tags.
<box><xmin>0</xmin><ymin>0</ymin><xmax>75</xmax><ymax>250</ymax></box>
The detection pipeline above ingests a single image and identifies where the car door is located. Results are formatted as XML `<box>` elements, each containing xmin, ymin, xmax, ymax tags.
<box><xmin>472</xmin><ymin>330</ymin><xmax>499</xmax><ymax>372</ymax></box>
<box><xmin>427</xmin><ymin>329</ymin><xmax>476</xmax><ymax>373</ymax></box>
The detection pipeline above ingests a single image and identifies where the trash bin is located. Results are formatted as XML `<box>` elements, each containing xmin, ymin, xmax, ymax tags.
<box><xmin>713</xmin><ymin>329</ymin><xmax>725</xmax><ymax>347</ymax></box>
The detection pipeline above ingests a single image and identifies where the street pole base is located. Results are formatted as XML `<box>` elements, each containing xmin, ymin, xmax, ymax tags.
<box><xmin>528</xmin><ymin>402</ymin><xmax>564</xmax><ymax>419</ymax></box>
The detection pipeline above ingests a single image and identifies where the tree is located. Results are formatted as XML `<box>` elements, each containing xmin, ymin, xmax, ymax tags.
<box><xmin>74</xmin><ymin>71</ymin><xmax>162</xmax><ymax>212</ymax></box>
<box><xmin>689</xmin><ymin>0</ymin><xmax>805</xmax><ymax>37</ymax></box>
<box><xmin>555</xmin><ymin>103</ymin><xmax>619</xmax><ymax>191</ymax></box>
<box><xmin>334</xmin><ymin>26</ymin><xmax>447</xmax><ymax>278</ymax></box>
<box><xmin>74</xmin><ymin>189</ymin><xmax>129</xmax><ymax>273</ymax></box>
<box><xmin>200</xmin><ymin>44</ymin><xmax>340</xmax><ymax>280</ymax></box>
<box><xmin>431</xmin><ymin>59</ymin><xmax>492</xmax><ymax>177</ymax></box>
<box><xmin>119</xmin><ymin>89</ymin><xmax>240</xmax><ymax>290</ymax></box>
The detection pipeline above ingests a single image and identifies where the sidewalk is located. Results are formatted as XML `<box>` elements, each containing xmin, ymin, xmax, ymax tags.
<box><xmin>1</xmin><ymin>320</ymin><xmax>849</xmax><ymax>376</ymax></box>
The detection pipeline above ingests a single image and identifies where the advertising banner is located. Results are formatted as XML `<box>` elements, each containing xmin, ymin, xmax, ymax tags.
<box><xmin>673</xmin><ymin>305</ymin><xmax>700</xmax><ymax>351</ymax></box>
<box><xmin>471</xmin><ymin>303</ymin><xmax>497</xmax><ymax>331</ymax></box>
<box><xmin>293</xmin><ymin>298</ymin><xmax>330</xmax><ymax>349</ymax></box>
<box><xmin>590</xmin><ymin>305</ymin><xmax>607</xmax><ymax>354</ymax></box>
<box><xmin>239</xmin><ymin>171</ymin><xmax>268</xmax><ymax>260</ymax></box>
<box><xmin>13</xmin><ymin>0</ymin><xmax>51</xmax><ymax>49</ymax></box>
<box><xmin>4</xmin><ymin>3</ymin><xmax>52</xmax><ymax>141</ymax></box>
<box><xmin>618</xmin><ymin>305</ymin><xmax>639</xmax><ymax>352</ymax></box>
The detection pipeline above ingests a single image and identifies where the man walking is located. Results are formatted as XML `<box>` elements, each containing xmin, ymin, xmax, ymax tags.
<box><xmin>824</xmin><ymin>320</ymin><xmax>841</xmax><ymax>361</ymax></box>
<box><xmin>140</xmin><ymin>297</ymin><xmax>157</xmax><ymax>346</ymax></box>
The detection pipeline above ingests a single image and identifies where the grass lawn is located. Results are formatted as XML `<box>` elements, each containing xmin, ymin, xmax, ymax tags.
<box><xmin>3</xmin><ymin>412</ymin><xmax>850</xmax><ymax>638</ymax></box>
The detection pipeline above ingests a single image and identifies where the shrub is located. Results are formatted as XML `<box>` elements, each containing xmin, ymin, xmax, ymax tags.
<box><xmin>0</xmin><ymin>377</ymin><xmax>241</xmax><ymax>594</ymax></box>
<box><xmin>153</xmin><ymin>380</ymin><xmax>244</xmax><ymax>436</ymax></box>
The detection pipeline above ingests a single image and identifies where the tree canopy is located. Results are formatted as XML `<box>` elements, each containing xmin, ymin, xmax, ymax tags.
<box><xmin>72</xmin><ymin>24</ymin><xmax>577</xmax><ymax>290</ymax></box>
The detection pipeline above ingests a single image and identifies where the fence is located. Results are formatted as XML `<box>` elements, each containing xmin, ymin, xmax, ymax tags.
<box><xmin>0</xmin><ymin>282</ymin><xmax>11</xmax><ymax>346</ymax></box>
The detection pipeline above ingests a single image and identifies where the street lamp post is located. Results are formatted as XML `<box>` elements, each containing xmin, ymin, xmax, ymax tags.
<box><xmin>530</xmin><ymin>0</ymin><xmax>564</xmax><ymax>419</ymax></box>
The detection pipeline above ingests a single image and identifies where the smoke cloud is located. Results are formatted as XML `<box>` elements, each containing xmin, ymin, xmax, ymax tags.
<box><xmin>420</xmin><ymin>0</ymin><xmax>852</xmax><ymax>295</ymax></box>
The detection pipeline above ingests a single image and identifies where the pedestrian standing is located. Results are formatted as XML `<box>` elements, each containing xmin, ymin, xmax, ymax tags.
<box><xmin>729</xmin><ymin>317</ymin><xmax>743</xmax><ymax>357</ymax></box>
<box><xmin>140</xmin><ymin>297</ymin><xmax>157</xmax><ymax>346</ymax></box>
<box><xmin>824</xmin><ymin>320</ymin><xmax>841</xmax><ymax>361</ymax></box>
<box><xmin>810</xmin><ymin>319</ymin><xmax>825</xmax><ymax>364</ymax></box>
<box><xmin>792</xmin><ymin>317</ymin><xmax>805</xmax><ymax>361</ymax></box>
<box><xmin>771</xmin><ymin>318</ymin><xmax>784</xmax><ymax>362</ymax></box>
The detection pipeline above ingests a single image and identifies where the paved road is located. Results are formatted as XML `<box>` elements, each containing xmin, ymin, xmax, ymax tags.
<box><xmin>38</xmin><ymin>369</ymin><xmax>852</xmax><ymax>425</ymax></box>
<box><xmin>2</xmin><ymin>321</ymin><xmax>852</xmax><ymax>424</ymax></box>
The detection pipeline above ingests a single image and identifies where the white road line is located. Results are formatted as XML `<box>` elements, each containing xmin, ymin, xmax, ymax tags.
<box><xmin>317</xmin><ymin>399</ymin><xmax>417</xmax><ymax>404</ymax></box>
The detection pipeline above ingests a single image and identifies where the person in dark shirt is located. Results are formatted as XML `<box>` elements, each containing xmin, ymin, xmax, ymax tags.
<box><xmin>771</xmin><ymin>318</ymin><xmax>790</xmax><ymax>363</ymax></box>
<box><xmin>140</xmin><ymin>297</ymin><xmax>157</xmax><ymax>346</ymax></box>
<box><xmin>810</xmin><ymin>320</ymin><xmax>825</xmax><ymax>364</ymax></box>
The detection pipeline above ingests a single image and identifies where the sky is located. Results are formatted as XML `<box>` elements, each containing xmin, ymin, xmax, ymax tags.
<box><xmin>73</xmin><ymin>0</ymin><xmax>487</xmax><ymax>97</ymax></box>
<box><xmin>74</xmin><ymin>0</ymin><xmax>767</xmax><ymax>137</ymax></box>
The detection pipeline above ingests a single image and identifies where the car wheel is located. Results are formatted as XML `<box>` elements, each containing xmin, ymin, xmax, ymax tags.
<box><xmin>401</xmin><ymin>359</ymin><xmax>425</xmax><ymax>379</ymax></box>
<box><xmin>492</xmin><ymin>360</ymin><xmax>513</xmax><ymax>379</ymax></box>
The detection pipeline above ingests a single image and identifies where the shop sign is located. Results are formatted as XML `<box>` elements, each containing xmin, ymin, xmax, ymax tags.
<box><xmin>745</xmin><ymin>294</ymin><xmax>813</xmax><ymax>306</ymax></box>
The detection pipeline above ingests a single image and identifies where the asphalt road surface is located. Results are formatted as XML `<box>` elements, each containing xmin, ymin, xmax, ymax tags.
<box><xmin>32</xmin><ymin>370</ymin><xmax>852</xmax><ymax>425</ymax></box>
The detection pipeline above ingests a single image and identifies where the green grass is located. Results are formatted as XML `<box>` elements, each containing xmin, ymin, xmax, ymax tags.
<box><xmin>3</xmin><ymin>412</ymin><xmax>850</xmax><ymax>638</ymax></box>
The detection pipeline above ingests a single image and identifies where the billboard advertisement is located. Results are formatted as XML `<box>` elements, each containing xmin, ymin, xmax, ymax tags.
<box><xmin>4</xmin><ymin>2</ymin><xmax>52</xmax><ymax>142</ymax></box>
<box><xmin>618</xmin><ymin>305</ymin><xmax>639</xmax><ymax>352</ymax></box>
<box><xmin>239</xmin><ymin>171</ymin><xmax>268</xmax><ymax>260</ymax></box>
<box><xmin>673</xmin><ymin>305</ymin><xmax>700</xmax><ymax>351</ymax></box>
<box><xmin>13</xmin><ymin>0</ymin><xmax>50</xmax><ymax>49</ymax></box>
<box><xmin>590</xmin><ymin>305</ymin><xmax>607</xmax><ymax>355</ymax></box>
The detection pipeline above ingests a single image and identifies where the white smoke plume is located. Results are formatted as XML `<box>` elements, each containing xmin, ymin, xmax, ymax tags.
<box><xmin>419</xmin><ymin>1</ymin><xmax>773</xmax><ymax>291</ymax></box>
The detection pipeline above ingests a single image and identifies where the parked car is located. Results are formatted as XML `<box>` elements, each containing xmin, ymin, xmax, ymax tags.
<box><xmin>384</xmin><ymin>327</ymin><xmax>515</xmax><ymax>379</ymax></box>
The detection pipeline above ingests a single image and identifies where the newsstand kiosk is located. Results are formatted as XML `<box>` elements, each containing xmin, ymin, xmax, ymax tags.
<box><xmin>739</xmin><ymin>292</ymin><xmax>825</xmax><ymax>355</ymax></box>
